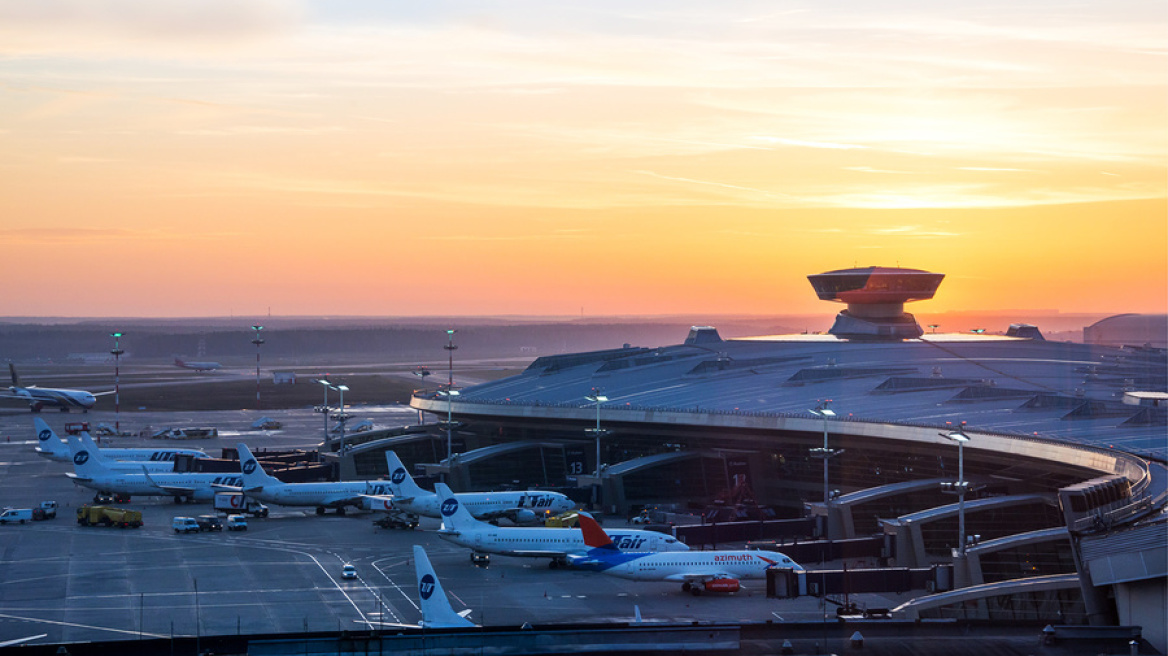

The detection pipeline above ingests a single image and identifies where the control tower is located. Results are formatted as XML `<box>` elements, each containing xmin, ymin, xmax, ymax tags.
<box><xmin>807</xmin><ymin>266</ymin><xmax>945</xmax><ymax>339</ymax></box>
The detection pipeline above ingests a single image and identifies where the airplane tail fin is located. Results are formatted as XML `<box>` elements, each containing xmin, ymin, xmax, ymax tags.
<box><xmin>385</xmin><ymin>450</ymin><xmax>426</xmax><ymax>498</ymax></box>
<box><xmin>236</xmin><ymin>443</ymin><xmax>283</xmax><ymax>489</ymax></box>
<box><xmin>65</xmin><ymin>432</ymin><xmax>111</xmax><ymax>477</ymax></box>
<box><xmin>33</xmin><ymin>417</ymin><xmax>68</xmax><ymax>460</ymax></box>
<box><xmin>413</xmin><ymin>545</ymin><xmax>475</xmax><ymax>628</ymax></box>
<box><xmin>576</xmin><ymin>512</ymin><xmax>619</xmax><ymax>551</ymax></box>
<box><xmin>8</xmin><ymin>363</ymin><xmax>18</xmax><ymax>387</ymax></box>
<box><xmin>433</xmin><ymin>482</ymin><xmax>480</xmax><ymax>531</ymax></box>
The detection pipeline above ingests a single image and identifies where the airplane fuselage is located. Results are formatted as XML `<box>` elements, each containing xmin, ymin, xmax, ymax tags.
<box><xmin>574</xmin><ymin>549</ymin><xmax>799</xmax><ymax>582</ymax></box>
<box><xmin>398</xmin><ymin>491</ymin><xmax>573</xmax><ymax>520</ymax></box>
<box><xmin>68</xmin><ymin>471</ymin><xmax>240</xmax><ymax>500</ymax></box>
<box><xmin>248</xmin><ymin>481</ymin><xmax>393</xmax><ymax>508</ymax></box>
<box><xmin>438</xmin><ymin>525</ymin><xmax>687</xmax><ymax>558</ymax></box>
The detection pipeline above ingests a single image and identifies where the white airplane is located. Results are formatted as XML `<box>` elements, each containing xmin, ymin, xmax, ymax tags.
<box><xmin>414</xmin><ymin>545</ymin><xmax>476</xmax><ymax>628</ymax></box>
<box><xmin>434</xmin><ymin>482</ymin><xmax>687</xmax><ymax>568</ymax></box>
<box><xmin>66</xmin><ymin>441</ymin><xmax>241</xmax><ymax>503</ymax></box>
<box><xmin>236</xmin><ymin>443</ymin><xmax>394</xmax><ymax>515</ymax></box>
<box><xmin>34</xmin><ymin>417</ymin><xmax>208</xmax><ymax>463</ymax></box>
<box><xmin>174</xmin><ymin>358</ymin><xmax>221</xmax><ymax>372</ymax></box>
<box><xmin>64</xmin><ymin>432</ymin><xmax>175</xmax><ymax>473</ymax></box>
<box><xmin>369</xmin><ymin>451</ymin><xmax>575</xmax><ymax>524</ymax></box>
<box><xmin>567</xmin><ymin>512</ymin><xmax>802</xmax><ymax>596</ymax></box>
<box><xmin>1</xmin><ymin>363</ymin><xmax>110</xmax><ymax>413</ymax></box>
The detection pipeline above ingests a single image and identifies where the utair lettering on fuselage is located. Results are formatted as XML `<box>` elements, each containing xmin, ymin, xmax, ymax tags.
<box><xmin>148</xmin><ymin>452</ymin><xmax>177</xmax><ymax>462</ymax></box>
<box><xmin>367</xmin><ymin>483</ymin><xmax>392</xmax><ymax>496</ymax></box>
<box><xmin>213</xmin><ymin>476</ymin><xmax>242</xmax><ymax>487</ymax></box>
<box><xmin>606</xmin><ymin>534</ymin><xmax>650</xmax><ymax>550</ymax></box>
<box><xmin>517</xmin><ymin>494</ymin><xmax>556</xmax><ymax>508</ymax></box>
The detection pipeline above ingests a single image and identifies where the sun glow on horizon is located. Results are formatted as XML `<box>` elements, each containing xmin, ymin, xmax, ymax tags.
<box><xmin>0</xmin><ymin>1</ymin><xmax>1164</xmax><ymax>318</ymax></box>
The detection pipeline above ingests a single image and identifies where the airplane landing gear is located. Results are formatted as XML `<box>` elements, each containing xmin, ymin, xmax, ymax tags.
<box><xmin>315</xmin><ymin>507</ymin><xmax>326</xmax><ymax>515</ymax></box>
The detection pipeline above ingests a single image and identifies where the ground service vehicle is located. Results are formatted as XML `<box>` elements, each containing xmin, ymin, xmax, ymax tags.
<box><xmin>94</xmin><ymin>493</ymin><xmax>130</xmax><ymax>505</ymax></box>
<box><xmin>225</xmin><ymin>515</ymin><xmax>248</xmax><ymax>531</ymax></box>
<box><xmin>32</xmin><ymin>501</ymin><xmax>58</xmax><ymax>520</ymax></box>
<box><xmin>546</xmin><ymin>511</ymin><xmax>582</xmax><ymax>528</ymax></box>
<box><xmin>196</xmin><ymin>515</ymin><xmax>223</xmax><ymax>532</ymax></box>
<box><xmin>341</xmin><ymin>563</ymin><xmax>357</xmax><ymax>579</ymax></box>
<box><xmin>213</xmin><ymin>491</ymin><xmax>270</xmax><ymax>517</ymax></box>
<box><xmin>373</xmin><ymin>513</ymin><xmax>419</xmax><ymax>530</ymax></box>
<box><xmin>77</xmin><ymin>506</ymin><xmax>143</xmax><ymax>528</ymax></box>
<box><xmin>173</xmin><ymin>517</ymin><xmax>200</xmax><ymax>533</ymax></box>
<box><xmin>0</xmin><ymin>509</ymin><xmax>33</xmax><ymax>524</ymax></box>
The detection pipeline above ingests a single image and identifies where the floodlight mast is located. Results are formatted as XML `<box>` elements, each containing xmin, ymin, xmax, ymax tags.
<box><xmin>941</xmin><ymin>422</ymin><xmax>972</xmax><ymax>557</ymax></box>
<box><xmin>110</xmin><ymin>332</ymin><xmax>124</xmax><ymax>433</ymax></box>
<box><xmin>585</xmin><ymin>388</ymin><xmax>610</xmax><ymax>509</ymax></box>
<box><xmin>809</xmin><ymin>400</ymin><xmax>838</xmax><ymax>505</ymax></box>
<box><xmin>251</xmin><ymin>326</ymin><xmax>265</xmax><ymax>410</ymax></box>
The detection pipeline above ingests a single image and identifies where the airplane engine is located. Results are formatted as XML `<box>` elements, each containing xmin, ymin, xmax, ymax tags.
<box><xmin>703</xmin><ymin>578</ymin><xmax>740</xmax><ymax>593</ymax></box>
<box><xmin>511</xmin><ymin>509</ymin><xmax>537</xmax><ymax>525</ymax></box>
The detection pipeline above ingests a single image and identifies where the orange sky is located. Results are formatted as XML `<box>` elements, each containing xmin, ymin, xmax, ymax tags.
<box><xmin>1</xmin><ymin>2</ymin><xmax>1165</xmax><ymax>318</ymax></box>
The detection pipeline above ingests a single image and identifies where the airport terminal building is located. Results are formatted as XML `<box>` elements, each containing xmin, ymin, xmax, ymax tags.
<box><xmin>350</xmin><ymin>266</ymin><xmax>1164</xmax><ymax>651</ymax></box>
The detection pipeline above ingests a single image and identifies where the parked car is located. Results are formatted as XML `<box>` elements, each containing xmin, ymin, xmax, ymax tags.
<box><xmin>172</xmin><ymin>517</ymin><xmax>200</xmax><ymax>534</ymax></box>
<box><xmin>225</xmin><ymin>515</ymin><xmax>248</xmax><ymax>531</ymax></box>
<box><xmin>0</xmin><ymin>508</ymin><xmax>33</xmax><ymax>524</ymax></box>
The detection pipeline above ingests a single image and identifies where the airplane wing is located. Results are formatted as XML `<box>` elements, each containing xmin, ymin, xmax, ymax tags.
<box><xmin>322</xmin><ymin>493</ymin><xmax>365</xmax><ymax>508</ymax></box>
<box><xmin>64</xmin><ymin>472</ymin><xmax>92</xmax><ymax>483</ymax></box>
<box><xmin>662</xmin><ymin>570</ymin><xmax>733</xmax><ymax>584</ymax></box>
<box><xmin>92</xmin><ymin>390</ymin><xmax>117</xmax><ymax>397</ymax></box>
<box><xmin>141</xmin><ymin>469</ymin><xmax>197</xmax><ymax>497</ymax></box>
<box><xmin>361</xmin><ymin>494</ymin><xmax>398</xmax><ymax>512</ymax></box>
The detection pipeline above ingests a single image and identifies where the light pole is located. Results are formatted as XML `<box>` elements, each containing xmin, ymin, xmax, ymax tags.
<box><xmin>251</xmin><ymin>325</ymin><xmax>265</xmax><ymax>410</ymax></box>
<box><xmin>314</xmin><ymin>378</ymin><xmax>331</xmax><ymax>441</ymax></box>
<box><xmin>110</xmin><ymin>332</ymin><xmax>124</xmax><ymax>434</ymax></box>
<box><xmin>444</xmin><ymin>329</ymin><xmax>457</xmax><ymax>388</ymax></box>
<box><xmin>809</xmin><ymin>400</ymin><xmax>838</xmax><ymax>505</ymax></box>
<box><xmin>585</xmin><ymin>389</ymin><xmax>610</xmax><ymax>509</ymax></box>
<box><xmin>439</xmin><ymin>387</ymin><xmax>460</xmax><ymax>462</ymax></box>
<box><xmin>941</xmin><ymin>423</ymin><xmax>971</xmax><ymax>557</ymax></box>
<box><xmin>334</xmin><ymin>384</ymin><xmax>349</xmax><ymax>452</ymax></box>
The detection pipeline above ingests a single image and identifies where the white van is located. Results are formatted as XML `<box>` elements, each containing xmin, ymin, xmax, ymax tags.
<box><xmin>172</xmin><ymin>517</ymin><xmax>200</xmax><ymax>534</ymax></box>
<box><xmin>0</xmin><ymin>508</ymin><xmax>33</xmax><ymax>524</ymax></box>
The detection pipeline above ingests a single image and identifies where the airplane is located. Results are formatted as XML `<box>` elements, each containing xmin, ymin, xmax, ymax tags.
<box><xmin>367</xmin><ymin>451</ymin><xmax>575</xmax><ymax>524</ymax></box>
<box><xmin>1</xmin><ymin>363</ymin><xmax>111</xmax><ymax>413</ymax></box>
<box><xmin>174</xmin><ymin>358</ymin><xmax>221</xmax><ymax>372</ymax></box>
<box><xmin>433</xmin><ymin>482</ymin><xmax>688</xmax><ymax>568</ymax></box>
<box><xmin>236</xmin><ymin>443</ymin><xmax>395</xmax><ymax>515</ymax></box>
<box><xmin>66</xmin><ymin>441</ymin><xmax>241</xmax><ymax>503</ymax></box>
<box><xmin>567</xmin><ymin>512</ymin><xmax>802</xmax><ymax>596</ymax></box>
<box><xmin>64</xmin><ymin>432</ymin><xmax>176</xmax><ymax>473</ymax></box>
<box><xmin>414</xmin><ymin>545</ymin><xmax>476</xmax><ymax>628</ymax></box>
<box><xmin>33</xmin><ymin>417</ymin><xmax>208</xmax><ymax>463</ymax></box>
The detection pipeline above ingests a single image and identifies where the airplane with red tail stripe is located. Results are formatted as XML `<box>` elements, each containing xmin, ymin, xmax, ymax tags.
<box><xmin>568</xmin><ymin>511</ymin><xmax>802</xmax><ymax>596</ymax></box>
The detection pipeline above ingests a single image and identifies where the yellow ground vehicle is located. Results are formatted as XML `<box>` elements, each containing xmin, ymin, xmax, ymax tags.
<box><xmin>545</xmin><ymin>511</ymin><xmax>581</xmax><ymax>528</ymax></box>
<box><xmin>76</xmin><ymin>505</ymin><xmax>143</xmax><ymax>528</ymax></box>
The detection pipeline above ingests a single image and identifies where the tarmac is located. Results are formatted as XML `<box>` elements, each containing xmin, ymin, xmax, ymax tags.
<box><xmin>0</xmin><ymin>404</ymin><xmax>909</xmax><ymax>648</ymax></box>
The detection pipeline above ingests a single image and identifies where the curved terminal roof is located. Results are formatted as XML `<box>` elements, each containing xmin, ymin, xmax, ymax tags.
<box><xmin>435</xmin><ymin>330</ymin><xmax>1167</xmax><ymax>460</ymax></box>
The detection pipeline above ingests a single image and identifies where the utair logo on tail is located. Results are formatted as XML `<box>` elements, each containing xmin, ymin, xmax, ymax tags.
<box><xmin>242</xmin><ymin>460</ymin><xmax>257</xmax><ymax>475</ymax></box>
<box><xmin>391</xmin><ymin>468</ymin><xmax>407</xmax><ymax>485</ymax></box>
<box><xmin>419</xmin><ymin>574</ymin><xmax>437</xmax><ymax>600</ymax></box>
<box><xmin>440</xmin><ymin>497</ymin><xmax>459</xmax><ymax>517</ymax></box>
<box><xmin>38</xmin><ymin>429</ymin><xmax>52</xmax><ymax>442</ymax></box>
<box><xmin>74</xmin><ymin>451</ymin><xmax>89</xmax><ymax>465</ymax></box>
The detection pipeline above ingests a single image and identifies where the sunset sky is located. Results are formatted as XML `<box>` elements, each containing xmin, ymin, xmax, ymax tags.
<box><xmin>2</xmin><ymin>1</ymin><xmax>1165</xmax><ymax>318</ymax></box>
